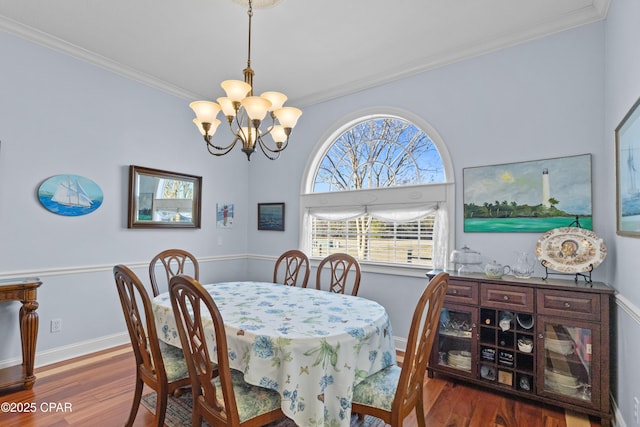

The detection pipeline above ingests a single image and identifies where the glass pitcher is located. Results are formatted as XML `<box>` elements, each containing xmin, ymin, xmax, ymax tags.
<box><xmin>513</xmin><ymin>251</ymin><xmax>535</xmax><ymax>279</ymax></box>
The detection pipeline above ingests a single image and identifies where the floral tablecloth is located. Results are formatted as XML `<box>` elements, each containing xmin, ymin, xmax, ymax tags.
<box><xmin>152</xmin><ymin>281</ymin><xmax>396</xmax><ymax>427</ymax></box>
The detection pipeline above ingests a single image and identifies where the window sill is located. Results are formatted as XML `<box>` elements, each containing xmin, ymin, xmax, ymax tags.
<box><xmin>309</xmin><ymin>258</ymin><xmax>433</xmax><ymax>278</ymax></box>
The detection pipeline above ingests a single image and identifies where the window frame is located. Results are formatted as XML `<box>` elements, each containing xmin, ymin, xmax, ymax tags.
<box><xmin>300</xmin><ymin>108</ymin><xmax>455</xmax><ymax>276</ymax></box>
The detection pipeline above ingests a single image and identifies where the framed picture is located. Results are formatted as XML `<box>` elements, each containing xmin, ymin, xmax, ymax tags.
<box><xmin>216</xmin><ymin>203</ymin><xmax>234</xmax><ymax>228</ymax></box>
<box><xmin>463</xmin><ymin>154</ymin><xmax>592</xmax><ymax>232</ymax></box>
<box><xmin>616</xmin><ymin>96</ymin><xmax>640</xmax><ymax>237</ymax></box>
<box><xmin>128</xmin><ymin>165</ymin><xmax>202</xmax><ymax>229</ymax></box>
<box><xmin>258</xmin><ymin>202</ymin><xmax>285</xmax><ymax>231</ymax></box>
<box><xmin>38</xmin><ymin>174</ymin><xmax>104</xmax><ymax>216</ymax></box>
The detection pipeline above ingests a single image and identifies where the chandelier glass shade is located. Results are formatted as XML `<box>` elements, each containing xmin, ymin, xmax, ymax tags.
<box><xmin>190</xmin><ymin>0</ymin><xmax>302</xmax><ymax>160</ymax></box>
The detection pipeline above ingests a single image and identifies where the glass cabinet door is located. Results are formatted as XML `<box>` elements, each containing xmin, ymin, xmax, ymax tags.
<box><xmin>433</xmin><ymin>304</ymin><xmax>477</xmax><ymax>377</ymax></box>
<box><xmin>537</xmin><ymin>316</ymin><xmax>601</xmax><ymax>407</ymax></box>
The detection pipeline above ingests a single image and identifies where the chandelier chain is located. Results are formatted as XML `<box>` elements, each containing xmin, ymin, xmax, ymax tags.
<box><xmin>246</xmin><ymin>0</ymin><xmax>253</xmax><ymax>77</ymax></box>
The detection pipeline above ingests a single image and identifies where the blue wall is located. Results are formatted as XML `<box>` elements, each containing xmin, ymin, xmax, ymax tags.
<box><xmin>1</xmin><ymin>5</ymin><xmax>639</xmax><ymax>424</ymax></box>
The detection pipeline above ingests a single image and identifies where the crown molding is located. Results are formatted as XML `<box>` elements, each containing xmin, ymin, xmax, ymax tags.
<box><xmin>294</xmin><ymin>0</ymin><xmax>611</xmax><ymax>107</ymax></box>
<box><xmin>2</xmin><ymin>0</ymin><xmax>610</xmax><ymax>107</ymax></box>
<box><xmin>0</xmin><ymin>15</ymin><xmax>198</xmax><ymax>101</ymax></box>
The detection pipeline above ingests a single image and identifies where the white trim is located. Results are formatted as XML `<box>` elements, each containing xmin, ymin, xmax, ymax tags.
<box><xmin>298</xmin><ymin>107</ymin><xmax>456</xmax><ymax>266</ymax></box>
<box><xmin>611</xmin><ymin>294</ymin><xmax>640</xmax><ymax>427</ymax></box>
<box><xmin>0</xmin><ymin>254</ymin><xmax>247</xmax><ymax>280</ymax></box>
<box><xmin>250</xmin><ymin>253</ymin><xmax>436</xmax><ymax>279</ymax></box>
<box><xmin>0</xmin><ymin>16</ymin><xmax>199</xmax><ymax>101</ymax></box>
<box><xmin>393</xmin><ymin>336</ymin><xmax>407</xmax><ymax>353</ymax></box>
<box><xmin>293</xmin><ymin>1</ymin><xmax>611</xmax><ymax>106</ymax></box>
<box><xmin>616</xmin><ymin>293</ymin><xmax>640</xmax><ymax>325</ymax></box>
<box><xmin>300</xmin><ymin>107</ymin><xmax>455</xmax><ymax>195</ymax></box>
<box><xmin>0</xmin><ymin>2</ymin><xmax>610</xmax><ymax>107</ymax></box>
<box><xmin>0</xmin><ymin>332</ymin><xmax>130</xmax><ymax>370</ymax></box>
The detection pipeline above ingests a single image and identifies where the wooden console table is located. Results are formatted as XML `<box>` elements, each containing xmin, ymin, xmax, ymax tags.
<box><xmin>0</xmin><ymin>278</ymin><xmax>42</xmax><ymax>391</ymax></box>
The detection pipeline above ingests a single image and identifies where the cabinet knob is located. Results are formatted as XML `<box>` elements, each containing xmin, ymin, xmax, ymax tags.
<box><xmin>503</xmin><ymin>295</ymin><xmax>509</xmax><ymax>301</ymax></box>
<box><xmin>564</xmin><ymin>302</ymin><xmax>571</xmax><ymax>308</ymax></box>
<box><xmin>538</xmin><ymin>333</ymin><xmax>544</xmax><ymax>339</ymax></box>
<box><xmin>451</xmin><ymin>289</ymin><xmax>458</xmax><ymax>294</ymax></box>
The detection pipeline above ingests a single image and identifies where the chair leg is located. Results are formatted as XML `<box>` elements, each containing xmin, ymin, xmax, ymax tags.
<box><xmin>126</xmin><ymin>376</ymin><xmax>144</xmax><ymax>427</ymax></box>
<box><xmin>192</xmin><ymin>412</ymin><xmax>202</xmax><ymax>427</ymax></box>
<box><xmin>155</xmin><ymin>385</ymin><xmax>169</xmax><ymax>427</ymax></box>
<box><xmin>416</xmin><ymin>389</ymin><xmax>426</xmax><ymax>427</ymax></box>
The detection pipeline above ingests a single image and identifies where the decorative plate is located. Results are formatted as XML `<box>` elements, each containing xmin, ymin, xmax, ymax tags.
<box><xmin>535</xmin><ymin>227</ymin><xmax>606</xmax><ymax>273</ymax></box>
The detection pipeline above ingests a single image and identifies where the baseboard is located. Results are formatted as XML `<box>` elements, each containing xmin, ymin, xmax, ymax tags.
<box><xmin>394</xmin><ymin>336</ymin><xmax>406</xmax><ymax>353</ymax></box>
<box><xmin>33</xmin><ymin>332</ymin><xmax>130</xmax><ymax>369</ymax></box>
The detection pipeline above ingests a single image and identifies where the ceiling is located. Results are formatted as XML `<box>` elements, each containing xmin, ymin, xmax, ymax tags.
<box><xmin>0</xmin><ymin>0</ymin><xmax>609</xmax><ymax>107</ymax></box>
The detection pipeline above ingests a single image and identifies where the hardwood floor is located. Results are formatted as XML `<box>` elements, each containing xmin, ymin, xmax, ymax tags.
<box><xmin>0</xmin><ymin>345</ymin><xmax>601</xmax><ymax>427</ymax></box>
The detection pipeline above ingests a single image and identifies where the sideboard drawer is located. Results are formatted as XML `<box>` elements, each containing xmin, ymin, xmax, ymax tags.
<box><xmin>445</xmin><ymin>279</ymin><xmax>478</xmax><ymax>305</ymax></box>
<box><xmin>480</xmin><ymin>283</ymin><xmax>534</xmax><ymax>311</ymax></box>
<box><xmin>537</xmin><ymin>290</ymin><xmax>600</xmax><ymax>321</ymax></box>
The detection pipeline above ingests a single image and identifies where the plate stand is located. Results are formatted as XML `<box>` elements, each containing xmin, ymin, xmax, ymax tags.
<box><xmin>541</xmin><ymin>260</ymin><xmax>593</xmax><ymax>283</ymax></box>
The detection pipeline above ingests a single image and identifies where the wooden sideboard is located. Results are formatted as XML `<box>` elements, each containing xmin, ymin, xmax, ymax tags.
<box><xmin>0</xmin><ymin>278</ymin><xmax>42</xmax><ymax>392</ymax></box>
<box><xmin>426</xmin><ymin>271</ymin><xmax>614</xmax><ymax>427</ymax></box>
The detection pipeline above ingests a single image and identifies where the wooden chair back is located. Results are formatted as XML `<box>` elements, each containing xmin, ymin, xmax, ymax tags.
<box><xmin>315</xmin><ymin>253</ymin><xmax>361</xmax><ymax>296</ymax></box>
<box><xmin>273</xmin><ymin>249</ymin><xmax>310</xmax><ymax>287</ymax></box>
<box><xmin>169</xmin><ymin>275</ymin><xmax>285</xmax><ymax>427</ymax></box>
<box><xmin>113</xmin><ymin>265</ymin><xmax>189</xmax><ymax>426</ymax></box>
<box><xmin>394</xmin><ymin>272</ymin><xmax>448</xmax><ymax>424</ymax></box>
<box><xmin>149</xmin><ymin>248</ymin><xmax>199</xmax><ymax>296</ymax></box>
<box><xmin>352</xmin><ymin>272</ymin><xmax>449</xmax><ymax>427</ymax></box>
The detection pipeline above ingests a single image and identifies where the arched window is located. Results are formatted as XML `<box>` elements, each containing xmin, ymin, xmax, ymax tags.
<box><xmin>301</xmin><ymin>109</ymin><xmax>455</xmax><ymax>272</ymax></box>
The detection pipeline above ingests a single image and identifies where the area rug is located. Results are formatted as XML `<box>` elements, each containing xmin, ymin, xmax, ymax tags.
<box><xmin>141</xmin><ymin>391</ymin><xmax>384</xmax><ymax>427</ymax></box>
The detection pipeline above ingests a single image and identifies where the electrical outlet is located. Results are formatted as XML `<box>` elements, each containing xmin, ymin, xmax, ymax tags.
<box><xmin>50</xmin><ymin>318</ymin><xmax>62</xmax><ymax>333</ymax></box>
<box><xmin>634</xmin><ymin>396</ymin><xmax>639</xmax><ymax>425</ymax></box>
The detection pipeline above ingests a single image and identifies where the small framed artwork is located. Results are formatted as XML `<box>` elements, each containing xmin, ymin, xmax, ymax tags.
<box><xmin>258</xmin><ymin>202</ymin><xmax>285</xmax><ymax>231</ymax></box>
<box><xmin>38</xmin><ymin>174</ymin><xmax>104</xmax><ymax>216</ymax></box>
<box><xmin>616</xmin><ymin>96</ymin><xmax>640</xmax><ymax>237</ymax></box>
<box><xmin>216</xmin><ymin>203</ymin><xmax>234</xmax><ymax>228</ymax></box>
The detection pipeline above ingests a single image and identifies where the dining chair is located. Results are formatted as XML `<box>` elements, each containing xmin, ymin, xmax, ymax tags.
<box><xmin>149</xmin><ymin>248</ymin><xmax>199</xmax><ymax>297</ymax></box>
<box><xmin>351</xmin><ymin>272</ymin><xmax>449</xmax><ymax>427</ymax></box>
<box><xmin>273</xmin><ymin>249</ymin><xmax>310</xmax><ymax>287</ymax></box>
<box><xmin>315</xmin><ymin>253</ymin><xmax>361</xmax><ymax>296</ymax></box>
<box><xmin>169</xmin><ymin>274</ymin><xmax>287</xmax><ymax>427</ymax></box>
<box><xmin>113</xmin><ymin>265</ymin><xmax>190</xmax><ymax>427</ymax></box>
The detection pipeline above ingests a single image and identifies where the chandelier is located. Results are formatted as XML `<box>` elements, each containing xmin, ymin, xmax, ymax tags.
<box><xmin>189</xmin><ymin>0</ymin><xmax>302</xmax><ymax>161</ymax></box>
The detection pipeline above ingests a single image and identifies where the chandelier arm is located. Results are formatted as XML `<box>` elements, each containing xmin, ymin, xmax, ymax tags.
<box><xmin>204</xmin><ymin>134</ymin><xmax>238</xmax><ymax>152</ymax></box>
<box><xmin>230</xmin><ymin>110</ymin><xmax>248</xmax><ymax>136</ymax></box>
<box><xmin>261</xmin><ymin>113</ymin><xmax>277</xmax><ymax>137</ymax></box>
<box><xmin>256</xmin><ymin>137</ymin><xmax>281</xmax><ymax>160</ymax></box>
<box><xmin>206</xmin><ymin>138</ymin><xmax>239</xmax><ymax>156</ymax></box>
<box><xmin>257</xmin><ymin>134</ymin><xmax>289</xmax><ymax>154</ymax></box>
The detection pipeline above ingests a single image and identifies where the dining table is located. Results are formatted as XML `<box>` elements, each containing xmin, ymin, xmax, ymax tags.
<box><xmin>152</xmin><ymin>281</ymin><xmax>396</xmax><ymax>427</ymax></box>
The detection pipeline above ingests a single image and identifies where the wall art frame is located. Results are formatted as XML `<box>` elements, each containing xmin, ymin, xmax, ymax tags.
<box><xmin>128</xmin><ymin>165</ymin><xmax>202</xmax><ymax>229</ymax></box>
<box><xmin>258</xmin><ymin>202</ymin><xmax>285</xmax><ymax>231</ymax></box>
<box><xmin>38</xmin><ymin>174</ymin><xmax>103</xmax><ymax>216</ymax></box>
<box><xmin>463</xmin><ymin>154</ymin><xmax>592</xmax><ymax>233</ymax></box>
<box><xmin>616</xmin><ymin>96</ymin><xmax>640</xmax><ymax>237</ymax></box>
<box><xmin>216</xmin><ymin>203</ymin><xmax>234</xmax><ymax>228</ymax></box>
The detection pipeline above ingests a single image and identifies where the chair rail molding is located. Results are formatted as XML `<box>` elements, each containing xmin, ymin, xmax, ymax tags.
<box><xmin>0</xmin><ymin>254</ymin><xmax>247</xmax><ymax>280</ymax></box>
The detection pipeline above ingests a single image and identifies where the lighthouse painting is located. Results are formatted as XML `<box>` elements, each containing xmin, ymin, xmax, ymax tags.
<box><xmin>463</xmin><ymin>154</ymin><xmax>592</xmax><ymax>232</ymax></box>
